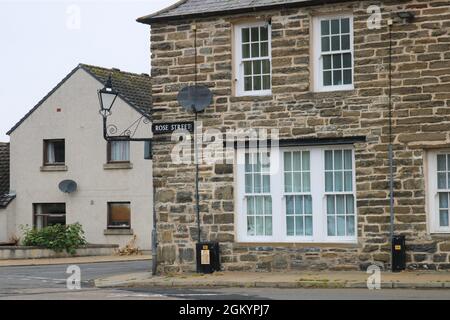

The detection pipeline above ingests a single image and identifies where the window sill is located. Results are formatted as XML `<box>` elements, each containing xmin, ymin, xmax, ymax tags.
<box><xmin>230</xmin><ymin>95</ymin><xmax>273</xmax><ymax>103</ymax></box>
<box><xmin>103</xmin><ymin>229</ymin><xmax>133</xmax><ymax>235</ymax></box>
<box><xmin>40</xmin><ymin>165</ymin><xmax>68</xmax><ymax>172</ymax></box>
<box><xmin>103</xmin><ymin>163</ymin><xmax>133</xmax><ymax>170</ymax></box>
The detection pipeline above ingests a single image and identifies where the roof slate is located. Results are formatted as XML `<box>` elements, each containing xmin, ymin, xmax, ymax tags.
<box><xmin>7</xmin><ymin>64</ymin><xmax>152</xmax><ymax>135</ymax></box>
<box><xmin>0</xmin><ymin>143</ymin><xmax>14</xmax><ymax>208</ymax></box>
<box><xmin>137</xmin><ymin>0</ymin><xmax>339</xmax><ymax>23</ymax></box>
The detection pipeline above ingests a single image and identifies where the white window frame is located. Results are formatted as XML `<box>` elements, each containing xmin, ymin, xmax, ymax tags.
<box><xmin>234</xmin><ymin>21</ymin><xmax>272</xmax><ymax>97</ymax></box>
<box><xmin>236</xmin><ymin>145</ymin><xmax>357</xmax><ymax>243</ymax></box>
<box><xmin>427</xmin><ymin>150</ymin><xmax>450</xmax><ymax>234</ymax></box>
<box><xmin>313</xmin><ymin>14</ymin><xmax>354</xmax><ymax>92</ymax></box>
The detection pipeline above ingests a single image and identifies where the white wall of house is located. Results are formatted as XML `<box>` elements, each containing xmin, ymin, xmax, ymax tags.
<box><xmin>8</xmin><ymin>68</ymin><xmax>153</xmax><ymax>250</ymax></box>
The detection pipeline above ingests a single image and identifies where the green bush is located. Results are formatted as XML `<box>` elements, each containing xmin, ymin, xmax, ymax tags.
<box><xmin>21</xmin><ymin>223</ymin><xmax>87</xmax><ymax>255</ymax></box>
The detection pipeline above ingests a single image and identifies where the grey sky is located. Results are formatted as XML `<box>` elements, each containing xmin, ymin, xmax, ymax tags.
<box><xmin>0</xmin><ymin>0</ymin><xmax>177</xmax><ymax>141</ymax></box>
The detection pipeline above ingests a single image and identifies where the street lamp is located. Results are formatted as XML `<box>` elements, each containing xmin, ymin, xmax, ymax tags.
<box><xmin>98</xmin><ymin>75</ymin><xmax>118</xmax><ymax>119</ymax></box>
<box><xmin>97</xmin><ymin>75</ymin><xmax>157</xmax><ymax>275</ymax></box>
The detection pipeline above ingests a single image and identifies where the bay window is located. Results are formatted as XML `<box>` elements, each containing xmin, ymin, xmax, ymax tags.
<box><xmin>427</xmin><ymin>151</ymin><xmax>450</xmax><ymax>233</ymax></box>
<box><xmin>236</xmin><ymin>145</ymin><xmax>357</xmax><ymax>243</ymax></box>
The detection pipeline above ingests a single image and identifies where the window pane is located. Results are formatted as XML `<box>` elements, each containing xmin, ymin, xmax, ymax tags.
<box><xmin>293</xmin><ymin>152</ymin><xmax>302</xmax><ymax>171</ymax></box>
<box><xmin>285</xmin><ymin>173</ymin><xmax>292</xmax><ymax>192</ymax></box>
<box><xmin>251</xmin><ymin>27</ymin><xmax>259</xmax><ymax>41</ymax></box>
<box><xmin>293</xmin><ymin>172</ymin><xmax>302</xmax><ymax>192</ymax></box>
<box><xmin>253</xmin><ymin>60</ymin><xmax>261</xmax><ymax>74</ymax></box>
<box><xmin>302</xmin><ymin>151</ymin><xmax>310</xmax><ymax>170</ymax></box>
<box><xmin>284</xmin><ymin>152</ymin><xmax>292</xmax><ymax>171</ymax></box>
<box><xmin>245</xmin><ymin>174</ymin><xmax>253</xmax><ymax>193</ymax></box>
<box><xmin>253</xmin><ymin>76</ymin><xmax>262</xmax><ymax>90</ymax></box>
<box><xmin>341</xmin><ymin>35</ymin><xmax>350</xmax><ymax>50</ymax></box>
<box><xmin>264</xmin><ymin>196</ymin><xmax>272</xmax><ymax>215</ymax></box>
<box><xmin>331</xmin><ymin>35</ymin><xmax>340</xmax><ymax>50</ymax></box>
<box><xmin>287</xmin><ymin>216</ymin><xmax>295</xmax><ymax>236</ymax></box>
<box><xmin>337</xmin><ymin>216</ymin><xmax>346</xmax><ymax>236</ymax></box>
<box><xmin>323</xmin><ymin>55</ymin><xmax>332</xmax><ymax>70</ymax></box>
<box><xmin>325</xmin><ymin>172</ymin><xmax>334</xmax><ymax>192</ymax></box>
<box><xmin>323</xmin><ymin>71</ymin><xmax>332</xmax><ymax>86</ymax></box>
<box><xmin>347</xmin><ymin>216</ymin><xmax>355</xmax><ymax>236</ymax></box>
<box><xmin>244</xmin><ymin>61</ymin><xmax>252</xmax><ymax>76</ymax></box>
<box><xmin>54</xmin><ymin>142</ymin><xmax>65</xmax><ymax>163</ymax></box>
<box><xmin>295</xmin><ymin>195</ymin><xmax>303</xmax><ymax>215</ymax></box>
<box><xmin>247</xmin><ymin>216</ymin><xmax>255</xmax><ymax>235</ymax></box>
<box><xmin>286</xmin><ymin>196</ymin><xmax>294</xmax><ymax>215</ymax></box>
<box><xmin>327</xmin><ymin>216</ymin><xmax>336</xmax><ymax>236</ymax></box>
<box><xmin>344</xmin><ymin>171</ymin><xmax>353</xmax><ymax>192</ymax></box>
<box><xmin>321</xmin><ymin>37</ymin><xmax>330</xmax><ymax>52</ymax></box>
<box><xmin>303</xmin><ymin>172</ymin><xmax>311</xmax><ymax>192</ymax></box>
<box><xmin>334</xmin><ymin>150</ymin><xmax>343</xmax><ymax>169</ymax></box>
<box><xmin>331</xmin><ymin>19</ymin><xmax>340</xmax><ymax>34</ymax></box>
<box><xmin>333</xmin><ymin>70</ymin><xmax>342</xmax><ymax>85</ymax></box>
<box><xmin>254</xmin><ymin>173</ymin><xmax>262</xmax><ymax>192</ymax></box>
<box><xmin>242</xmin><ymin>44</ymin><xmax>250</xmax><ymax>59</ymax></box>
<box><xmin>251</xmin><ymin>43</ymin><xmax>259</xmax><ymax>58</ymax></box>
<box><xmin>244</xmin><ymin>77</ymin><xmax>252</xmax><ymax>91</ymax></box>
<box><xmin>321</xmin><ymin>20</ymin><xmax>330</xmax><ymax>35</ymax></box>
<box><xmin>341</xmin><ymin>18</ymin><xmax>350</xmax><ymax>33</ymax></box>
<box><xmin>263</xmin><ymin>75</ymin><xmax>271</xmax><ymax>90</ymax></box>
<box><xmin>438</xmin><ymin>155</ymin><xmax>446</xmax><ymax>171</ymax></box>
<box><xmin>256</xmin><ymin>216</ymin><xmax>264</xmax><ymax>235</ymax></box>
<box><xmin>265</xmin><ymin>216</ymin><xmax>272</xmax><ymax>236</ymax></box>
<box><xmin>262</xmin><ymin>60</ymin><xmax>270</xmax><ymax>74</ymax></box>
<box><xmin>343</xmin><ymin>69</ymin><xmax>352</xmax><ymax>85</ymax></box>
<box><xmin>439</xmin><ymin>193</ymin><xmax>449</xmax><ymax>209</ymax></box>
<box><xmin>336</xmin><ymin>195</ymin><xmax>345</xmax><ymax>214</ymax></box>
<box><xmin>346</xmin><ymin>195</ymin><xmax>355</xmax><ymax>214</ymax></box>
<box><xmin>438</xmin><ymin>173</ymin><xmax>447</xmax><ymax>189</ymax></box>
<box><xmin>334</xmin><ymin>171</ymin><xmax>343</xmax><ymax>191</ymax></box>
<box><xmin>327</xmin><ymin>196</ymin><xmax>335</xmax><ymax>215</ymax></box>
<box><xmin>260</xmin><ymin>26</ymin><xmax>268</xmax><ymax>41</ymax></box>
<box><xmin>304</xmin><ymin>196</ymin><xmax>313</xmax><ymax>215</ymax></box>
<box><xmin>110</xmin><ymin>141</ymin><xmax>130</xmax><ymax>162</ymax></box>
<box><xmin>333</xmin><ymin>54</ymin><xmax>342</xmax><ymax>69</ymax></box>
<box><xmin>305</xmin><ymin>217</ymin><xmax>313</xmax><ymax>236</ymax></box>
<box><xmin>261</xmin><ymin>42</ymin><xmax>269</xmax><ymax>56</ymax></box>
<box><xmin>344</xmin><ymin>150</ymin><xmax>352</xmax><ymax>169</ymax></box>
<box><xmin>295</xmin><ymin>216</ymin><xmax>303</xmax><ymax>235</ymax></box>
<box><xmin>343</xmin><ymin>53</ymin><xmax>352</xmax><ymax>68</ymax></box>
<box><xmin>242</xmin><ymin>28</ymin><xmax>250</xmax><ymax>43</ymax></box>
<box><xmin>440</xmin><ymin>211</ymin><xmax>449</xmax><ymax>227</ymax></box>
<box><xmin>247</xmin><ymin>197</ymin><xmax>254</xmax><ymax>215</ymax></box>
<box><xmin>263</xmin><ymin>175</ymin><xmax>270</xmax><ymax>193</ymax></box>
<box><xmin>255</xmin><ymin>196</ymin><xmax>263</xmax><ymax>213</ymax></box>
<box><xmin>325</xmin><ymin>151</ymin><xmax>333</xmax><ymax>170</ymax></box>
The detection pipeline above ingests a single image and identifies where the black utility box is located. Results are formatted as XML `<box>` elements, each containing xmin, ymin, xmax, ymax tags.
<box><xmin>392</xmin><ymin>235</ymin><xmax>406</xmax><ymax>272</ymax></box>
<box><xmin>196</xmin><ymin>242</ymin><xmax>220</xmax><ymax>274</ymax></box>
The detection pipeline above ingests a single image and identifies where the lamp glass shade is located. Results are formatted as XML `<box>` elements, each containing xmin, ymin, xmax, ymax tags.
<box><xmin>99</xmin><ymin>88</ymin><xmax>118</xmax><ymax>113</ymax></box>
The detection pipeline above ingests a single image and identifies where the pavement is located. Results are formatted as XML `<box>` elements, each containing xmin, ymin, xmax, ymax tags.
<box><xmin>95</xmin><ymin>270</ymin><xmax>450</xmax><ymax>290</ymax></box>
<box><xmin>0</xmin><ymin>254</ymin><xmax>151</xmax><ymax>267</ymax></box>
<box><xmin>1</xmin><ymin>260</ymin><xmax>450</xmax><ymax>299</ymax></box>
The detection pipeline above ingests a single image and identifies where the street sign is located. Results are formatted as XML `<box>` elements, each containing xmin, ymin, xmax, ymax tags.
<box><xmin>152</xmin><ymin>121</ymin><xmax>194</xmax><ymax>134</ymax></box>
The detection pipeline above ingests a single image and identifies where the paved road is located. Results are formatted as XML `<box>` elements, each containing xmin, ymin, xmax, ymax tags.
<box><xmin>1</xmin><ymin>261</ymin><xmax>450</xmax><ymax>300</ymax></box>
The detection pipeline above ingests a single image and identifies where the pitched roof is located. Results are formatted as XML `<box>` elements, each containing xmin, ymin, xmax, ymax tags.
<box><xmin>7</xmin><ymin>64</ymin><xmax>152</xmax><ymax>135</ymax></box>
<box><xmin>0</xmin><ymin>143</ymin><xmax>14</xmax><ymax>208</ymax></box>
<box><xmin>137</xmin><ymin>0</ymin><xmax>347</xmax><ymax>24</ymax></box>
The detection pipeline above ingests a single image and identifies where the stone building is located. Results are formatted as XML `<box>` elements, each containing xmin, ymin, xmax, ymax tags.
<box><xmin>138</xmin><ymin>0</ymin><xmax>450</xmax><ymax>272</ymax></box>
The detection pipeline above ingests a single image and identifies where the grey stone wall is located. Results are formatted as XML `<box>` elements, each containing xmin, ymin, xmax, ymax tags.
<box><xmin>150</xmin><ymin>0</ymin><xmax>450</xmax><ymax>272</ymax></box>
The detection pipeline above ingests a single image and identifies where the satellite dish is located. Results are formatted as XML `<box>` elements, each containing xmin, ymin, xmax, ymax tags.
<box><xmin>177</xmin><ymin>85</ymin><xmax>213</xmax><ymax>113</ymax></box>
<box><xmin>59</xmin><ymin>180</ymin><xmax>77</xmax><ymax>194</ymax></box>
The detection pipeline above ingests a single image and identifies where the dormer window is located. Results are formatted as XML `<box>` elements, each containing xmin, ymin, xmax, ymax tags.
<box><xmin>234</xmin><ymin>22</ymin><xmax>272</xmax><ymax>97</ymax></box>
